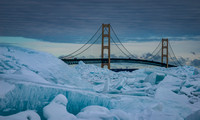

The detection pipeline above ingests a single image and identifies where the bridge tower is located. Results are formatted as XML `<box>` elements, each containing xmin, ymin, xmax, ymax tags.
<box><xmin>161</xmin><ymin>38</ymin><xmax>169</xmax><ymax>68</ymax></box>
<box><xmin>101</xmin><ymin>24</ymin><xmax>111</xmax><ymax>69</ymax></box>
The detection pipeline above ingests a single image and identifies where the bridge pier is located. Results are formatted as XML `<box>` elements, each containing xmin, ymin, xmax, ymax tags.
<box><xmin>161</xmin><ymin>38</ymin><xmax>169</xmax><ymax>68</ymax></box>
<box><xmin>101</xmin><ymin>24</ymin><xmax>111</xmax><ymax>69</ymax></box>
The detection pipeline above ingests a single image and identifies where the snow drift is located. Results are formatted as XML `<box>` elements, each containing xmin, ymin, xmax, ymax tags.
<box><xmin>0</xmin><ymin>44</ymin><xmax>90</xmax><ymax>88</ymax></box>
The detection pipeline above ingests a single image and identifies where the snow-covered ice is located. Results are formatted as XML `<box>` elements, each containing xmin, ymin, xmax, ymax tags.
<box><xmin>0</xmin><ymin>81</ymin><xmax>15</xmax><ymax>98</ymax></box>
<box><xmin>76</xmin><ymin>105</ymin><xmax>119</xmax><ymax>120</ymax></box>
<box><xmin>0</xmin><ymin>110</ymin><xmax>40</xmax><ymax>120</ymax></box>
<box><xmin>0</xmin><ymin>44</ymin><xmax>200</xmax><ymax>120</ymax></box>
<box><xmin>43</xmin><ymin>94</ymin><xmax>76</xmax><ymax>120</ymax></box>
<box><xmin>0</xmin><ymin>45</ymin><xmax>91</xmax><ymax>88</ymax></box>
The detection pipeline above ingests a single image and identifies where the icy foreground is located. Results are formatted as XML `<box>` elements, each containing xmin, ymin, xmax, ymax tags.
<box><xmin>0</xmin><ymin>45</ymin><xmax>200</xmax><ymax>120</ymax></box>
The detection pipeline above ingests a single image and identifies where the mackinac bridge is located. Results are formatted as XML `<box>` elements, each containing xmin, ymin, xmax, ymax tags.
<box><xmin>60</xmin><ymin>24</ymin><xmax>182</xmax><ymax>72</ymax></box>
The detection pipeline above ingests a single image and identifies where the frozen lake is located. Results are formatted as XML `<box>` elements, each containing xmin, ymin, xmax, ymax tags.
<box><xmin>0</xmin><ymin>45</ymin><xmax>200</xmax><ymax>120</ymax></box>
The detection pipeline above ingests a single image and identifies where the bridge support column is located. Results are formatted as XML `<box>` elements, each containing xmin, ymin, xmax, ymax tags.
<box><xmin>101</xmin><ymin>24</ymin><xmax>111</xmax><ymax>69</ymax></box>
<box><xmin>161</xmin><ymin>38</ymin><xmax>169</xmax><ymax>68</ymax></box>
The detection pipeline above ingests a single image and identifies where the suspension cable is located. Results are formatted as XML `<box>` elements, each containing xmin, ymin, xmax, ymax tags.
<box><xmin>147</xmin><ymin>41</ymin><xmax>162</xmax><ymax>59</ymax></box>
<box><xmin>168</xmin><ymin>42</ymin><xmax>182</xmax><ymax>66</ymax></box>
<box><xmin>64</xmin><ymin>25</ymin><xmax>102</xmax><ymax>58</ymax></box>
<box><xmin>104</xmin><ymin>27</ymin><xmax>132</xmax><ymax>58</ymax></box>
<box><xmin>110</xmin><ymin>37</ymin><xmax>131</xmax><ymax>58</ymax></box>
<box><xmin>168</xmin><ymin>49</ymin><xmax>181</xmax><ymax>66</ymax></box>
<box><xmin>69</xmin><ymin>33</ymin><xmax>102</xmax><ymax>58</ymax></box>
<box><xmin>168</xmin><ymin>50</ymin><xmax>179</xmax><ymax>66</ymax></box>
<box><xmin>110</xmin><ymin>25</ymin><xmax>137</xmax><ymax>58</ymax></box>
<box><xmin>168</xmin><ymin>53</ymin><xmax>179</xmax><ymax>66</ymax></box>
<box><xmin>149</xmin><ymin>48</ymin><xmax>161</xmax><ymax>61</ymax></box>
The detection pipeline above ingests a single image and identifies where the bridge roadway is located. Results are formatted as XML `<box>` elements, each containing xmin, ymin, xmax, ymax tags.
<box><xmin>61</xmin><ymin>58</ymin><xmax>176</xmax><ymax>68</ymax></box>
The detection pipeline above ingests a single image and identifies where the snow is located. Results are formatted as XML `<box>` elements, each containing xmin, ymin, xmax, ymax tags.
<box><xmin>44</xmin><ymin>94</ymin><xmax>128</xmax><ymax>120</ymax></box>
<box><xmin>43</xmin><ymin>94</ymin><xmax>76</xmax><ymax>120</ymax></box>
<box><xmin>0</xmin><ymin>45</ymin><xmax>91</xmax><ymax>89</ymax></box>
<box><xmin>0</xmin><ymin>110</ymin><xmax>40</xmax><ymax>120</ymax></box>
<box><xmin>0</xmin><ymin>44</ymin><xmax>200</xmax><ymax>120</ymax></box>
<box><xmin>0</xmin><ymin>81</ymin><xmax>15</xmax><ymax>98</ymax></box>
<box><xmin>77</xmin><ymin>105</ymin><xmax>118</xmax><ymax>120</ymax></box>
<box><xmin>144</xmin><ymin>72</ymin><xmax>165</xmax><ymax>85</ymax></box>
<box><xmin>185</xmin><ymin>110</ymin><xmax>200</xmax><ymax>120</ymax></box>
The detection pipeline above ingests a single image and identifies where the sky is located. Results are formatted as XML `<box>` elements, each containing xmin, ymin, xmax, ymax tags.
<box><xmin>0</xmin><ymin>0</ymin><xmax>200</xmax><ymax>42</ymax></box>
<box><xmin>0</xmin><ymin>0</ymin><xmax>200</xmax><ymax>67</ymax></box>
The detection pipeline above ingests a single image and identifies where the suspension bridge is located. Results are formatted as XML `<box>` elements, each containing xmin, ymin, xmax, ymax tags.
<box><xmin>60</xmin><ymin>24</ymin><xmax>182</xmax><ymax>71</ymax></box>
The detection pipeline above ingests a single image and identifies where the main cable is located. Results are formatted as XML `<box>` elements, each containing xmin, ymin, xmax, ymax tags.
<box><xmin>110</xmin><ymin>25</ymin><xmax>137</xmax><ymax>58</ymax></box>
<box><xmin>147</xmin><ymin>41</ymin><xmax>162</xmax><ymax>60</ymax></box>
<box><xmin>169</xmin><ymin>53</ymin><xmax>179</xmax><ymax>66</ymax></box>
<box><xmin>64</xmin><ymin>25</ymin><xmax>102</xmax><ymax>58</ymax></box>
<box><xmin>69</xmin><ymin>33</ymin><xmax>102</xmax><ymax>58</ymax></box>
<box><xmin>149</xmin><ymin>48</ymin><xmax>161</xmax><ymax>61</ymax></box>
<box><xmin>110</xmin><ymin>36</ymin><xmax>131</xmax><ymax>58</ymax></box>
<box><xmin>168</xmin><ymin>42</ymin><xmax>182</xmax><ymax>66</ymax></box>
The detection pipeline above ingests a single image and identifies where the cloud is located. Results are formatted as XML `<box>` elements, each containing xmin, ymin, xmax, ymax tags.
<box><xmin>178</xmin><ymin>57</ymin><xmax>189</xmax><ymax>65</ymax></box>
<box><xmin>0</xmin><ymin>0</ymin><xmax>200</xmax><ymax>42</ymax></box>
<box><xmin>140</xmin><ymin>52</ymin><xmax>198</xmax><ymax>67</ymax></box>
<box><xmin>140</xmin><ymin>53</ymin><xmax>161</xmax><ymax>62</ymax></box>
<box><xmin>141</xmin><ymin>53</ymin><xmax>153</xmax><ymax>59</ymax></box>
<box><xmin>190</xmin><ymin>59</ymin><xmax>200</xmax><ymax>68</ymax></box>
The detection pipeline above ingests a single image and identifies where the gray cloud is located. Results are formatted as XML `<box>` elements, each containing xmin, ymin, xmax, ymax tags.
<box><xmin>0</xmin><ymin>0</ymin><xmax>200</xmax><ymax>43</ymax></box>
<box><xmin>141</xmin><ymin>52</ymin><xmax>200</xmax><ymax>68</ymax></box>
<box><xmin>140</xmin><ymin>52</ymin><xmax>195</xmax><ymax>67</ymax></box>
<box><xmin>190</xmin><ymin>59</ymin><xmax>200</xmax><ymax>68</ymax></box>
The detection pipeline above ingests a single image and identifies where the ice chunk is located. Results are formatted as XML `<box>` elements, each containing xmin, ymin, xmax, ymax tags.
<box><xmin>152</xmin><ymin>103</ymin><xmax>163</xmax><ymax>111</ymax></box>
<box><xmin>0</xmin><ymin>79</ymin><xmax>113</xmax><ymax>117</ymax></box>
<box><xmin>193</xmin><ymin>68</ymin><xmax>199</xmax><ymax>75</ymax></box>
<box><xmin>43</xmin><ymin>94</ymin><xmax>76</xmax><ymax>120</ymax></box>
<box><xmin>0</xmin><ymin>82</ymin><xmax>66</xmax><ymax>116</ymax></box>
<box><xmin>144</xmin><ymin>72</ymin><xmax>165</xmax><ymax>85</ymax></box>
<box><xmin>52</xmin><ymin>94</ymin><xmax>68</xmax><ymax>106</ymax></box>
<box><xmin>189</xmin><ymin>97</ymin><xmax>198</xmax><ymax>104</ymax></box>
<box><xmin>110</xmin><ymin>109</ymin><xmax>130</xmax><ymax>120</ymax></box>
<box><xmin>156</xmin><ymin>82</ymin><xmax>188</xmax><ymax>103</ymax></box>
<box><xmin>0</xmin><ymin>110</ymin><xmax>40</xmax><ymax>120</ymax></box>
<box><xmin>148</xmin><ymin>111</ymin><xmax>182</xmax><ymax>120</ymax></box>
<box><xmin>76</xmin><ymin>105</ymin><xmax>118</xmax><ymax>120</ymax></box>
<box><xmin>66</xmin><ymin>90</ymin><xmax>113</xmax><ymax>115</ymax></box>
<box><xmin>185</xmin><ymin>110</ymin><xmax>200</xmax><ymax>120</ymax></box>
<box><xmin>0</xmin><ymin>81</ymin><xmax>15</xmax><ymax>98</ymax></box>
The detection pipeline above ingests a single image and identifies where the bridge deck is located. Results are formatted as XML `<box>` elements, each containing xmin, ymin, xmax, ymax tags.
<box><xmin>61</xmin><ymin>58</ymin><xmax>176</xmax><ymax>68</ymax></box>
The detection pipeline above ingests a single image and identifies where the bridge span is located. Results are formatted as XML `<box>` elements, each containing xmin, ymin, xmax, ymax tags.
<box><xmin>61</xmin><ymin>58</ymin><xmax>176</xmax><ymax>67</ymax></box>
<box><xmin>60</xmin><ymin>24</ymin><xmax>182</xmax><ymax>71</ymax></box>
